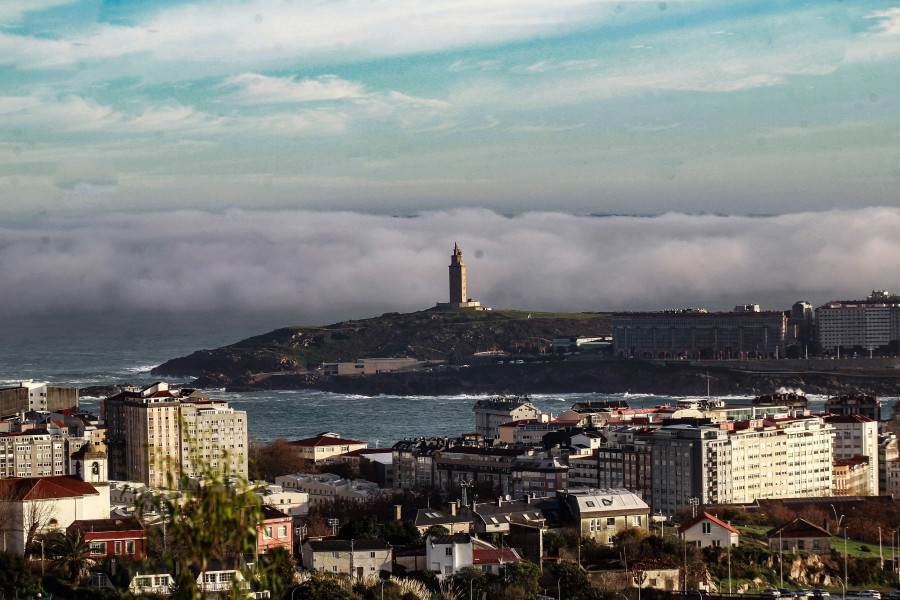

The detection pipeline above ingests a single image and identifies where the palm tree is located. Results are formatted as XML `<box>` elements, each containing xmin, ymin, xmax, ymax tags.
<box><xmin>49</xmin><ymin>530</ymin><xmax>93</xmax><ymax>588</ymax></box>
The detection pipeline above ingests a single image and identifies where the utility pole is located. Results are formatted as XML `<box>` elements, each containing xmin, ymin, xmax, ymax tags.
<box><xmin>689</xmin><ymin>497</ymin><xmax>699</xmax><ymax>519</ymax></box>
<box><xmin>779</xmin><ymin>531</ymin><xmax>783</xmax><ymax>588</ymax></box>
<box><xmin>727</xmin><ymin>544</ymin><xmax>732</xmax><ymax>596</ymax></box>
<box><xmin>843</xmin><ymin>528</ymin><xmax>848</xmax><ymax>600</ymax></box>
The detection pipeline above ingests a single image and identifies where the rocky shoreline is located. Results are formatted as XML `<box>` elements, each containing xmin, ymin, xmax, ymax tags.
<box><xmin>185</xmin><ymin>359</ymin><xmax>900</xmax><ymax>397</ymax></box>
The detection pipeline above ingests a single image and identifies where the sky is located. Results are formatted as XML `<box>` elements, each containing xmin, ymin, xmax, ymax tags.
<box><xmin>2</xmin><ymin>1</ymin><xmax>900</xmax><ymax>322</ymax></box>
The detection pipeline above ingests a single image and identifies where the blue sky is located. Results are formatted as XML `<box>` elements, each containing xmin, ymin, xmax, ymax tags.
<box><xmin>3</xmin><ymin>1</ymin><xmax>900</xmax><ymax>320</ymax></box>
<box><xmin>2</xmin><ymin>0</ymin><xmax>900</xmax><ymax>219</ymax></box>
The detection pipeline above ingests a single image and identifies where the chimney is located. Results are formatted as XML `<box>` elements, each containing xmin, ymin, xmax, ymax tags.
<box><xmin>394</xmin><ymin>505</ymin><xmax>402</xmax><ymax>521</ymax></box>
<box><xmin>450</xmin><ymin>503</ymin><xmax>457</xmax><ymax>517</ymax></box>
<box><xmin>497</xmin><ymin>498</ymin><xmax>503</xmax><ymax>507</ymax></box>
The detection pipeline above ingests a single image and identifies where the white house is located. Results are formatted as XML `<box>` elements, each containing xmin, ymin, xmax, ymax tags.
<box><xmin>426</xmin><ymin>533</ymin><xmax>474</xmax><ymax>579</ymax></box>
<box><xmin>677</xmin><ymin>512</ymin><xmax>740</xmax><ymax>548</ymax></box>
<box><xmin>0</xmin><ymin>475</ymin><xmax>110</xmax><ymax>554</ymax></box>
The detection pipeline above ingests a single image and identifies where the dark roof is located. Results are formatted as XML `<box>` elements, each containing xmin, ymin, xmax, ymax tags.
<box><xmin>766</xmin><ymin>518</ymin><xmax>831</xmax><ymax>539</ymax></box>
<box><xmin>427</xmin><ymin>533</ymin><xmax>471</xmax><ymax>545</ymax></box>
<box><xmin>414</xmin><ymin>509</ymin><xmax>472</xmax><ymax>528</ymax></box>
<box><xmin>306</xmin><ymin>539</ymin><xmax>391</xmax><ymax>552</ymax></box>
<box><xmin>291</xmin><ymin>435</ymin><xmax>365</xmax><ymax>447</ymax></box>
<box><xmin>70</xmin><ymin>517</ymin><xmax>144</xmax><ymax>534</ymax></box>
<box><xmin>260</xmin><ymin>505</ymin><xmax>291</xmax><ymax>520</ymax></box>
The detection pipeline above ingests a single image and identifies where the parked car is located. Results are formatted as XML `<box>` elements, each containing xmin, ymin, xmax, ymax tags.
<box><xmin>886</xmin><ymin>591</ymin><xmax>900</xmax><ymax>600</ymax></box>
<box><xmin>812</xmin><ymin>591</ymin><xmax>830</xmax><ymax>599</ymax></box>
<box><xmin>856</xmin><ymin>591</ymin><xmax>881</xmax><ymax>600</ymax></box>
<box><xmin>795</xmin><ymin>590</ymin><xmax>813</xmax><ymax>598</ymax></box>
<box><xmin>779</xmin><ymin>589</ymin><xmax>797</xmax><ymax>598</ymax></box>
<box><xmin>762</xmin><ymin>590</ymin><xmax>781</xmax><ymax>599</ymax></box>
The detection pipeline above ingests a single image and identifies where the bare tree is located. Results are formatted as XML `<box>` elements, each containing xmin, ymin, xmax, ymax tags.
<box><xmin>24</xmin><ymin>500</ymin><xmax>58</xmax><ymax>554</ymax></box>
<box><xmin>0</xmin><ymin>484</ymin><xmax>18</xmax><ymax>552</ymax></box>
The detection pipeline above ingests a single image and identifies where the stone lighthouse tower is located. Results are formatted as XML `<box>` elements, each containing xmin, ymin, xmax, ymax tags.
<box><xmin>449</xmin><ymin>242</ymin><xmax>466</xmax><ymax>304</ymax></box>
<box><xmin>436</xmin><ymin>243</ymin><xmax>484</xmax><ymax>309</ymax></box>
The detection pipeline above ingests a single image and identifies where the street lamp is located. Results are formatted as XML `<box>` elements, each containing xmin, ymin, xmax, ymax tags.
<box><xmin>843</xmin><ymin>528</ymin><xmax>848</xmax><ymax>599</ymax></box>
<box><xmin>557</xmin><ymin>576</ymin><xmax>562</xmax><ymax>600</ymax></box>
<box><xmin>382</xmin><ymin>579</ymin><xmax>386</xmax><ymax>600</ymax></box>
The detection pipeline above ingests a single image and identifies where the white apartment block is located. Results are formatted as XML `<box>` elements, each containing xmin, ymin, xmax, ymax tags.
<box><xmin>648</xmin><ymin>416</ymin><xmax>833</xmax><ymax>515</ymax></box>
<box><xmin>825</xmin><ymin>414</ymin><xmax>879</xmax><ymax>495</ymax></box>
<box><xmin>179</xmin><ymin>399</ymin><xmax>248</xmax><ymax>482</ymax></box>
<box><xmin>816</xmin><ymin>292</ymin><xmax>900</xmax><ymax>351</ymax></box>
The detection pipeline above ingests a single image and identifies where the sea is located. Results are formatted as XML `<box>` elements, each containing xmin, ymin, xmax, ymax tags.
<box><xmin>0</xmin><ymin>313</ymin><xmax>896</xmax><ymax>448</ymax></box>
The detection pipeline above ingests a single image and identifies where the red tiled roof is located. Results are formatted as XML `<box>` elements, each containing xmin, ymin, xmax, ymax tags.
<box><xmin>678</xmin><ymin>512</ymin><xmax>740</xmax><ymax>535</ymax></box>
<box><xmin>0</xmin><ymin>476</ymin><xmax>99</xmax><ymax>501</ymax></box>
<box><xmin>473</xmin><ymin>548</ymin><xmax>520</xmax><ymax>564</ymax></box>
<box><xmin>825</xmin><ymin>414</ymin><xmax>875</xmax><ymax>423</ymax></box>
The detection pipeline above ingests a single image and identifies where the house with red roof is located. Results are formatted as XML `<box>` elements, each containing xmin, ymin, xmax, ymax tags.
<box><xmin>0</xmin><ymin>475</ymin><xmax>109</xmax><ymax>554</ymax></box>
<box><xmin>289</xmin><ymin>432</ymin><xmax>367</xmax><ymax>464</ymax></box>
<box><xmin>472</xmin><ymin>538</ymin><xmax>521</xmax><ymax>575</ymax></box>
<box><xmin>678</xmin><ymin>512</ymin><xmax>740</xmax><ymax>548</ymax></box>
<box><xmin>68</xmin><ymin>516</ymin><xmax>146</xmax><ymax>560</ymax></box>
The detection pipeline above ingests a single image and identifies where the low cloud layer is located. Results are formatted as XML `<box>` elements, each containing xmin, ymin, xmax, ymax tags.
<box><xmin>1</xmin><ymin>208</ymin><xmax>899</xmax><ymax>323</ymax></box>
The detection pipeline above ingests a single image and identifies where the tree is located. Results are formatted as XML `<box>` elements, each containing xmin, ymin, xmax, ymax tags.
<box><xmin>500</xmin><ymin>559</ymin><xmax>542</xmax><ymax>595</ymax></box>
<box><xmin>24</xmin><ymin>499</ymin><xmax>57</xmax><ymax>554</ymax></box>
<box><xmin>549</xmin><ymin>560</ymin><xmax>588</xmax><ymax>600</ymax></box>
<box><xmin>139</xmin><ymin>439</ymin><xmax>266</xmax><ymax>599</ymax></box>
<box><xmin>0</xmin><ymin>550</ymin><xmax>41</xmax><ymax>594</ymax></box>
<box><xmin>248</xmin><ymin>438</ymin><xmax>307</xmax><ymax>481</ymax></box>
<box><xmin>543</xmin><ymin>531</ymin><xmax>566</xmax><ymax>556</ymax></box>
<box><xmin>259</xmin><ymin>546</ymin><xmax>296</xmax><ymax>599</ymax></box>
<box><xmin>450</xmin><ymin>566</ymin><xmax>487</xmax><ymax>599</ymax></box>
<box><xmin>422</xmin><ymin>525</ymin><xmax>449</xmax><ymax>538</ymax></box>
<box><xmin>49</xmin><ymin>530</ymin><xmax>93</xmax><ymax>588</ymax></box>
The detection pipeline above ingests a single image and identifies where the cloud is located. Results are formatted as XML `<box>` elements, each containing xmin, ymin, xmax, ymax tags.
<box><xmin>2</xmin><ymin>208</ymin><xmax>899</xmax><ymax>323</ymax></box>
<box><xmin>224</xmin><ymin>74</ymin><xmax>366</xmax><ymax>104</ymax></box>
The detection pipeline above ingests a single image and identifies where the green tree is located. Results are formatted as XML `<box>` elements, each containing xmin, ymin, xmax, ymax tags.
<box><xmin>139</xmin><ymin>439</ymin><xmax>266</xmax><ymax>599</ymax></box>
<box><xmin>339</xmin><ymin>516</ymin><xmax>380</xmax><ymax>540</ymax></box>
<box><xmin>49</xmin><ymin>530</ymin><xmax>93</xmax><ymax>588</ymax></box>
<box><xmin>450</xmin><ymin>566</ymin><xmax>488</xmax><ymax>599</ymax></box>
<box><xmin>500</xmin><ymin>559</ymin><xmax>542</xmax><ymax>595</ymax></box>
<box><xmin>549</xmin><ymin>560</ymin><xmax>588</xmax><ymax>600</ymax></box>
<box><xmin>290</xmin><ymin>572</ymin><xmax>355</xmax><ymax>600</ymax></box>
<box><xmin>259</xmin><ymin>546</ymin><xmax>296</xmax><ymax>598</ymax></box>
<box><xmin>0</xmin><ymin>550</ymin><xmax>41</xmax><ymax>594</ymax></box>
<box><xmin>543</xmin><ymin>531</ymin><xmax>566</xmax><ymax>556</ymax></box>
<box><xmin>422</xmin><ymin>525</ymin><xmax>449</xmax><ymax>538</ymax></box>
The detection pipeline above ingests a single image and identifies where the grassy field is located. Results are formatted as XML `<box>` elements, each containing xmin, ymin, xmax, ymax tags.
<box><xmin>734</xmin><ymin>525</ymin><xmax>899</xmax><ymax>559</ymax></box>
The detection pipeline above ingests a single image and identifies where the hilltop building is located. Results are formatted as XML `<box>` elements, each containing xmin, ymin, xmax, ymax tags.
<box><xmin>436</xmin><ymin>243</ymin><xmax>487</xmax><ymax>310</ymax></box>
<box><xmin>473</xmin><ymin>396</ymin><xmax>541</xmax><ymax>439</ymax></box>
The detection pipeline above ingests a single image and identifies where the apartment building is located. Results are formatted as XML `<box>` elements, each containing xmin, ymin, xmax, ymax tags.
<box><xmin>825</xmin><ymin>414</ymin><xmax>878</xmax><ymax>495</ymax></box>
<box><xmin>434</xmin><ymin>446</ymin><xmax>526</xmax><ymax>499</ymax></box>
<box><xmin>473</xmin><ymin>397</ymin><xmax>541</xmax><ymax>439</ymax></box>
<box><xmin>559</xmin><ymin>488</ymin><xmax>650</xmax><ymax>545</ymax></box>
<box><xmin>816</xmin><ymin>291</ymin><xmax>900</xmax><ymax>351</ymax></box>
<box><xmin>392</xmin><ymin>437</ymin><xmax>453</xmax><ymax>490</ymax></box>
<box><xmin>102</xmin><ymin>383</ymin><xmax>247</xmax><ymax>487</ymax></box>
<box><xmin>498</xmin><ymin>418</ymin><xmax>579</xmax><ymax>445</ymax></box>
<box><xmin>0</xmin><ymin>429</ymin><xmax>67</xmax><ymax>478</ymax></box>
<box><xmin>510</xmin><ymin>455</ymin><xmax>568</xmax><ymax>500</ymax></box>
<box><xmin>825</xmin><ymin>395</ymin><xmax>882</xmax><ymax>421</ymax></box>
<box><xmin>647</xmin><ymin>416</ymin><xmax>833</xmax><ymax>515</ymax></box>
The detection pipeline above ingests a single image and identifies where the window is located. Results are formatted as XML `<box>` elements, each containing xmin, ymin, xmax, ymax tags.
<box><xmin>90</xmin><ymin>542</ymin><xmax>105</xmax><ymax>555</ymax></box>
<box><xmin>702</xmin><ymin>522</ymin><xmax>711</xmax><ymax>535</ymax></box>
<box><xmin>278</xmin><ymin>525</ymin><xmax>288</xmax><ymax>537</ymax></box>
<box><xmin>813</xmin><ymin>540</ymin><xmax>820</xmax><ymax>549</ymax></box>
<box><xmin>607</xmin><ymin>517</ymin><xmax>616</xmax><ymax>530</ymax></box>
<box><xmin>115</xmin><ymin>541</ymin><xmax>121</xmax><ymax>554</ymax></box>
<box><xmin>445</xmin><ymin>547</ymin><xmax>453</xmax><ymax>556</ymax></box>
<box><xmin>332</xmin><ymin>566</ymin><xmax>338</xmax><ymax>572</ymax></box>
<box><xmin>370</xmin><ymin>551</ymin><xmax>376</xmax><ymax>558</ymax></box>
<box><xmin>332</xmin><ymin>551</ymin><xmax>340</xmax><ymax>558</ymax></box>
<box><xmin>264</xmin><ymin>526</ymin><xmax>273</xmax><ymax>538</ymax></box>
<box><xmin>126</xmin><ymin>541</ymin><xmax>134</xmax><ymax>554</ymax></box>
<box><xmin>632</xmin><ymin>516</ymin><xmax>642</xmax><ymax>527</ymax></box>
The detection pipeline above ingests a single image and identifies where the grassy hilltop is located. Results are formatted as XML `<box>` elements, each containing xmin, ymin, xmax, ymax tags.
<box><xmin>151</xmin><ymin>308</ymin><xmax>610</xmax><ymax>380</ymax></box>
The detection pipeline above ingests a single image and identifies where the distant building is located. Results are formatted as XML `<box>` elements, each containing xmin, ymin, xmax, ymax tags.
<box><xmin>826</xmin><ymin>414</ymin><xmax>879</xmax><ymax>495</ymax></box>
<box><xmin>288</xmin><ymin>432</ymin><xmax>368</xmax><ymax>464</ymax></box>
<box><xmin>436</xmin><ymin>244</ymin><xmax>486</xmax><ymax>310</ymax></box>
<box><xmin>825</xmin><ymin>394</ymin><xmax>882</xmax><ymax>421</ymax></box>
<box><xmin>275</xmin><ymin>472</ymin><xmax>380</xmax><ymax>505</ymax></box>
<box><xmin>611</xmin><ymin>310</ymin><xmax>787</xmax><ymax>359</ymax></box>
<box><xmin>0</xmin><ymin>381</ymin><xmax>78</xmax><ymax>415</ymax></box>
<box><xmin>766</xmin><ymin>518</ymin><xmax>831</xmax><ymax>555</ymax></box>
<box><xmin>473</xmin><ymin>397</ymin><xmax>541</xmax><ymax>439</ymax></box>
<box><xmin>321</xmin><ymin>358</ymin><xmax>426</xmax><ymax>377</ymax></box>
<box><xmin>426</xmin><ymin>533</ymin><xmax>473</xmax><ymax>579</ymax></box>
<box><xmin>257</xmin><ymin>505</ymin><xmax>293</xmax><ymax>555</ymax></box>
<box><xmin>68</xmin><ymin>516</ymin><xmax>146</xmax><ymax>561</ymax></box>
<box><xmin>816</xmin><ymin>291</ymin><xmax>900</xmax><ymax>352</ymax></box>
